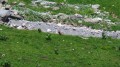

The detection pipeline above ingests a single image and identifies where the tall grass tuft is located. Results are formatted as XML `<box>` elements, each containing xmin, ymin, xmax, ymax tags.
<box><xmin>0</xmin><ymin>35</ymin><xmax>8</xmax><ymax>41</ymax></box>
<box><xmin>45</xmin><ymin>34</ymin><xmax>52</xmax><ymax>40</ymax></box>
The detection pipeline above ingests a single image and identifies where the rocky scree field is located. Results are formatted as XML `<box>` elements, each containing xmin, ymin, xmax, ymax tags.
<box><xmin>5</xmin><ymin>0</ymin><xmax>120</xmax><ymax>39</ymax></box>
<box><xmin>0</xmin><ymin>0</ymin><xmax>120</xmax><ymax>67</ymax></box>
<box><xmin>8</xmin><ymin>0</ymin><xmax>120</xmax><ymax>31</ymax></box>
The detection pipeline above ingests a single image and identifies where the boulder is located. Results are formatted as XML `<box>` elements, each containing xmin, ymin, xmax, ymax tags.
<box><xmin>84</xmin><ymin>17</ymin><xmax>102</xmax><ymax>23</ymax></box>
<box><xmin>10</xmin><ymin>10</ymin><xmax>23</xmax><ymax>20</ymax></box>
<box><xmin>69</xmin><ymin>14</ymin><xmax>83</xmax><ymax>19</ymax></box>
<box><xmin>92</xmin><ymin>4</ymin><xmax>100</xmax><ymax>9</ymax></box>
<box><xmin>18</xmin><ymin>2</ymin><xmax>25</xmax><ymax>7</ymax></box>
<box><xmin>57</xmin><ymin>13</ymin><xmax>68</xmax><ymax>20</ymax></box>
<box><xmin>0</xmin><ymin>9</ymin><xmax>23</xmax><ymax>22</ymax></box>
<box><xmin>5</xmin><ymin>5</ymin><xmax>11</xmax><ymax>10</ymax></box>
<box><xmin>17</xmin><ymin>26</ymin><xmax>24</xmax><ymax>29</ymax></box>
<box><xmin>0</xmin><ymin>0</ymin><xmax>8</xmax><ymax>5</ymax></box>
<box><xmin>12</xmin><ymin>1</ymin><xmax>17</xmax><ymax>5</ymax></box>
<box><xmin>0</xmin><ymin>3</ymin><xmax>3</xmax><ymax>9</ymax></box>
<box><xmin>47</xmin><ymin>29</ymin><xmax>52</xmax><ymax>32</ymax></box>
<box><xmin>52</xmin><ymin>7</ymin><xmax>60</xmax><ymax>10</ymax></box>
<box><xmin>43</xmin><ymin>6</ymin><xmax>50</xmax><ymax>8</ymax></box>
<box><xmin>0</xmin><ymin>10</ymin><xmax>11</xmax><ymax>17</ymax></box>
<box><xmin>92</xmin><ymin>4</ymin><xmax>100</xmax><ymax>13</ymax></box>
<box><xmin>40</xmin><ymin>1</ymin><xmax>56</xmax><ymax>6</ymax></box>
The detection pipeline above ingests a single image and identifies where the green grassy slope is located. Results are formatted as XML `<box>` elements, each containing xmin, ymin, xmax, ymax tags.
<box><xmin>0</xmin><ymin>25</ymin><xmax>120</xmax><ymax>67</ymax></box>
<box><xmin>1</xmin><ymin>0</ymin><xmax>120</xmax><ymax>67</ymax></box>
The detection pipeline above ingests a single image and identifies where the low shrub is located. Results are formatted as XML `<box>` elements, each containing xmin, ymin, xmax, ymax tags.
<box><xmin>1</xmin><ymin>61</ymin><xmax>11</xmax><ymax>67</ymax></box>
<box><xmin>0</xmin><ymin>35</ymin><xmax>8</xmax><ymax>41</ymax></box>
<box><xmin>102</xmin><ymin>31</ymin><xmax>107</xmax><ymax>39</ymax></box>
<box><xmin>45</xmin><ymin>34</ymin><xmax>52</xmax><ymax>40</ymax></box>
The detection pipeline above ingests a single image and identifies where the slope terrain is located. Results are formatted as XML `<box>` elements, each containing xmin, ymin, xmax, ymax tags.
<box><xmin>0</xmin><ymin>0</ymin><xmax>120</xmax><ymax>67</ymax></box>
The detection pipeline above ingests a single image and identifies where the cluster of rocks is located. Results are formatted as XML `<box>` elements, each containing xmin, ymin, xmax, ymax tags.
<box><xmin>32</xmin><ymin>0</ymin><xmax>57</xmax><ymax>6</ymax></box>
<box><xmin>30</xmin><ymin>0</ymin><xmax>114</xmax><ymax>25</ymax></box>
<box><xmin>23</xmin><ymin>7</ymin><xmax>114</xmax><ymax>27</ymax></box>
<box><xmin>23</xmin><ymin>8</ymin><xmax>83</xmax><ymax>20</ymax></box>
<box><xmin>5</xmin><ymin>20</ymin><xmax>120</xmax><ymax>39</ymax></box>
<box><xmin>0</xmin><ymin>0</ymin><xmax>120</xmax><ymax>39</ymax></box>
<box><xmin>0</xmin><ymin>0</ymin><xmax>23</xmax><ymax>23</ymax></box>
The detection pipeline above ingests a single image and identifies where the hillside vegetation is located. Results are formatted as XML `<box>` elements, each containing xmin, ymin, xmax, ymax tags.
<box><xmin>49</xmin><ymin>0</ymin><xmax>120</xmax><ymax>18</ymax></box>
<box><xmin>0</xmin><ymin>25</ymin><xmax>120</xmax><ymax>67</ymax></box>
<box><xmin>0</xmin><ymin>0</ymin><xmax>120</xmax><ymax>67</ymax></box>
<box><xmin>8</xmin><ymin>0</ymin><xmax>120</xmax><ymax>30</ymax></box>
<box><xmin>9</xmin><ymin>0</ymin><xmax>120</xmax><ymax>18</ymax></box>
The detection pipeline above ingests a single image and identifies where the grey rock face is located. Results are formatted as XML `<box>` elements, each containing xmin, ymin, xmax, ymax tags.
<box><xmin>0</xmin><ymin>0</ymin><xmax>8</xmax><ymax>4</ymax></box>
<box><xmin>7</xmin><ymin>20</ymin><xmax>103</xmax><ymax>38</ymax></box>
<box><xmin>0</xmin><ymin>9</ymin><xmax>11</xmax><ymax>22</ymax></box>
<box><xmin>69</xmin><ymin>14</ymin><xmax>83</xmax><ymax>20</ymax></box>
<box><xmin>0</xmin><ymin>0</ymin><xmax>119</xmax><ymax>39</ymax></box>
<box><xmin>6</xmin><ymin>20</ymin><xmax>120</xmax><ymax>39</ymax></box>
<box><xmin>0</xmin><ymin>9</ymin><xmax>23</xmax><ymax>22</ymax></box>
<box><xmin>105</xmin><ymin>31</ymin><xmax>120</xmax><ymax>39</ymax></box>
<box><xmin>0</xmin><ymin>10</ymin><xmax>11</xmax><ymax>17</ymax></box>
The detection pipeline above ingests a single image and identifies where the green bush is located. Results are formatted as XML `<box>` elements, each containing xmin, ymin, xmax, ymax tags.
<box><xmin>0</xmin><ymin>35</ymin><xmax>8</xmax><ymax>41</ymax></box>
<box><xmin>1</xmin><ymin>61</ymin><xmax>11</xmax><ymax>67</ymax></box>
<box><xmin>45</xmin><ymin>34</ymin><xmax>52</xmax><ymax>40</ymax></box>
<box><xmin>102</xmin><ymin>31</ymin><xmax>106</xmax><ymax>39</ymax></box>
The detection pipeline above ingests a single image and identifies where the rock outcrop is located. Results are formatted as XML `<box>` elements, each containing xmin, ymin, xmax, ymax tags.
<box><xmin>5</xmin><ymin>20</ymin><xmax>120</xmax><ymax>39</ymax></box>
<box><xmin>0</xmin><ymin>0</ymin><xmax>23</xmax><ymax>22</ymax></box>
<box><xmin>0</xmin><ymin>0</ymin><xmax>120</xmax><ymax>39</ymax></box>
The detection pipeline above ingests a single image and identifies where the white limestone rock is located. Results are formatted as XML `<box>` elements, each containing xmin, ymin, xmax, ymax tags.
<box><xmin>92</xmin><ymin>4</ymin><xmax>100</xmax><ymax>13</ymax></box>
<box><xmin>43</xmin><ymin>6</ymin><xmax>50</xmax><ymax>8</ymax></box>
<box><xmin>92</xmin><ymin>4</ymin><xmax>100</xmax><ymax>9</ymax></box>
<box><xmin>0</xmin><ymin>10</ymin><xmax>11</xmax><ymax>17</ymax></box>
<box><xmin>18</xmin><ymin>2</ymin><xmax>25</xmax><ymax>7</ymax></box>
<box><xmin>40</xmin><ymin>1</ymin><xmax>56</xmax><ymax>6</ymax></box>
<box><xmin>84</xmin><ymin>17</ymin><xmax>102</xmax><ymax>23</ymax></box>
<box><xmin>47</xmin><ymin>29</ymin><xmax>52</xmax><ymax>32</ymax></box>
<box><xmin>52</xmin><ymin>7</ymin><xmax>60</xmax><ymax>10</ymax></box>
<box><xmin>17</xmin><ymin>26</ymin><xmax>23</xmax><ymax>29</ymax></box>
